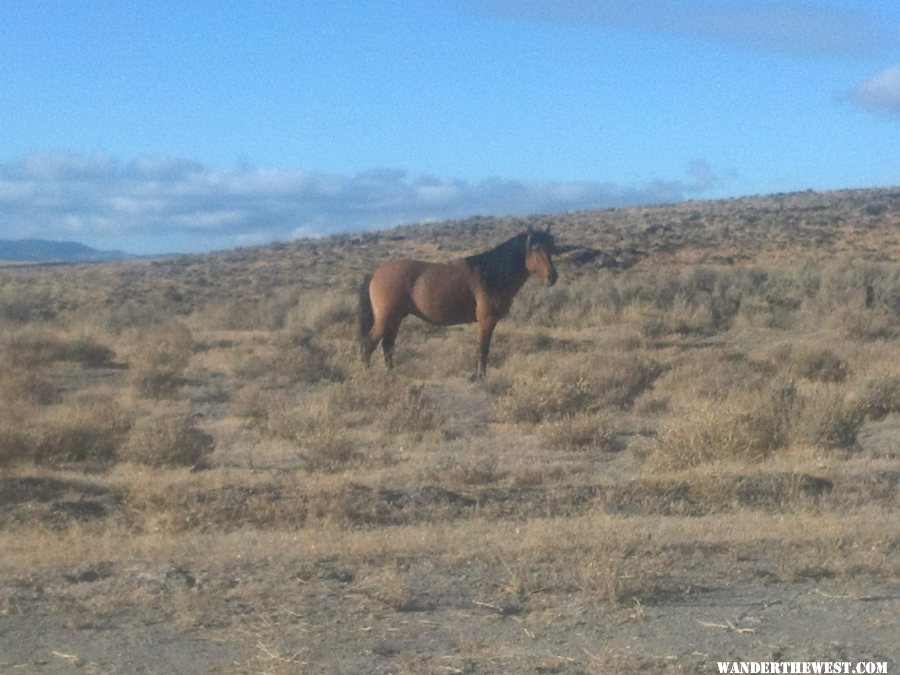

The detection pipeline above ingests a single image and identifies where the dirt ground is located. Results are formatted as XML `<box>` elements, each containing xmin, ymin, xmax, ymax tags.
<box><xmin>1</xmin><ymin>566</ymin><xmax>898</xmax><ymax>674</ymax></box>
<box><xmin>1</xmin><ymin>380</ymin><xmax>898</xmax><ymax>674</ymax></box>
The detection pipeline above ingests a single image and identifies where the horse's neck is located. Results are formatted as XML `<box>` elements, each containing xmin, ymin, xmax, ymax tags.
<box><xmin>490</xmin><ymin>268</ymin><xmax>530</xmax><ymax>314</ymax></box>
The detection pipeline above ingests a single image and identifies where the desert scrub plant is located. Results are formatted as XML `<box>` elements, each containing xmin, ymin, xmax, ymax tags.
<box><xmin>623</xmin><ymin>267</ymin><xmax>746</xmax><ymax>337</ymax></box>
<box><xmin>648</xmin><ymin>381</ymin><xmax>796</xmax><ymax>469</ymax></box>
<box><xmin>122</xmin><ymin>408</ymin><xmax>214</xmax><ymax>467</ymax></box>
<box><xmin>383</xmin><ymin>384</ymin><xmax>444</xmax><ymax>439</ymax></box>
<box><xmin>194</xmin><ymin>287</ymin><xmax>299</xmax><ymax>331</ymax></box>
<box><xmin>495</xmin><ymin>353</ymin><xmax>663</xmax><ymax>423</ymax></box>
<box><xmin>0</xmin><ymin>364</ymin><xmax>59</xmax><ymax>405</ymax></box>
<box><xmin>283</xmin><ymin>288</ymin><xmax>356</xmax><ymax>341</ymax></box>
<box><xmin>438</xmin><ymin>455</ymin><xmax>505</xmax><ymax>487</ymax></box>
<box><xmin>130</xmin><ymin>321</ymin><xmax>193</xmax><ymax>397</ymax></box>
<box><xmin>856</xmin><ymin>375</ymin><xmax>900</xmax><ymax>421</ymax></box>
<box><xmin>540</xmin><ymin>413</ymin><xmax>623</xmax><ymax>453</ymax></box>
<box><xmin>33</xmin><ymin>397</ymin><xmax>131</xmax><ymax>466</ymax></box>
<box><xmin>832</xmin><ymin>307</ymin><xmax>897</xmax><ymax>341</ymax></box>
<box><xmin>0</xmin><ymin>426</ymin><xmax>32</xmax><ymax>467</ymax></box>
<box><xmin>654</xmin><ymin>350</ymin><xmax>774</xmax><ymax>402</ymax></box>
<box><xmin>638</xmin><ymin>293</ymin><xmax>717</xmax><ymax>338</ymax></box>
<box><xmin>229</xmin><ymin>384</ymin><xmax>279</xmax><ymax>430</ymax></box>
<box><xmin>791</xmin><ymin>386</ymin><xmax>866</xmax><ymax>451</ymax></box>
<box><xmin>0</xmin><ymin>400</ymin><xmax>37</xmax><ymax>466</ymax></box>
<box><xmin>301</xmin><ymin>423</ymin><xmax>358</xmax><ymax>472</ymax></box>
<box><xmin>0</xmin><ymin>283</ymin><xmax>57</xmax><ymax>322</ymax></box>
<box><xmin>230</xmin><ymin>385</ymin><xmax>360</xmax><ymax>470</ymax></box>
<box><xmin>592</xmin><ymin>356</ymin><xmax>665</xmax><ymax>409</ymax></box>
<box><xmin>272</xmin><ymin>330</ymin><xmax>345</xmax><ymax>384</ymax></box>
<box><xmin>233</xmin><ymin>332</ymin><xmax>345</xmax><ymax>387</ymax></box>
<box><xmin>495</xmin><ymin>372</ymin><xmax>594</xmax><ymax>424</ymax></box>
<box><xmin>2</xmin><ymin>327</ymin><xmax>114</xmax><ymax>368</ymax></box>
<box><xmin>791</xmin><ymin>345</ymin><xmax>849</xmax><ymax>383</ymax></box>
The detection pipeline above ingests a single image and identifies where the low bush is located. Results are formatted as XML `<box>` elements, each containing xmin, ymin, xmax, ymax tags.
<box><xmin>495</xmin><ymin>374</ymin><xmax>593</xmax><ymax>424</ymax></box>
<box><xmin>857</xmin><ymin>375</ymin><xmax>900</xmax><ymax>421</ymax></box>
<box><xmin>791</xmin><ymin>387</ymin><xmax>866</xmax><ymax>451</ymax></box>
<box><xmin>34</xmin><ymin>399</ymin><xmax>130</xmax><ymax>466</ymax></box>
<box><xmin>540</xmin><ymin>413</ymin><xmax>623</xmax><ymax>453</ymax></box>
<box><xmin>0</xmin><ymin>424</ymin><xmax>33</xmax><ymax>467</ymax></box>
<box><xmin>302</xmin><ymin>424</ymin><xmax>358</xmax><ymax>473</ymax></box>
<box><xmin>792</xmin><ymin>346</ymin><xmax>849</xmax><ymax>383</ymax></box>
<box><xmin>3</xmin><ymin>329</ymin><xmax>114</xmax><ymax>368</ymax></box>
<box><xmin>131</xmin><ymin>322</ymin><xmax>193</xmax><ymax>397</ymax></box>
<box><xmin>649</xmin><ymin>382</ymin><xmax>795</xmax><ymax>469</ymax></box>
<box><xmin>383</xmin><ymin>384</ymin><xmax>443</xmax><ymax>438</ymax></box>
<box><xmin>122</xmin><ymin>409</ymin><xmax>214</xmax><ymax>467</ymax></box>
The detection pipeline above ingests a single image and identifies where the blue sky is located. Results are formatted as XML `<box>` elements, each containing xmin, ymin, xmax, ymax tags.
<box><xmin>2</xmin><ymin>0</ymin><xmax>899</xmax><ymax>254</ymax></box>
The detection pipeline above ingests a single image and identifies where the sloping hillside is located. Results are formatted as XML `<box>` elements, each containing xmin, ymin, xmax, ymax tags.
<box><xmin>1</xmin><ymin>187</ymin><xmax>899</xmax><ymax>673</ymax></box>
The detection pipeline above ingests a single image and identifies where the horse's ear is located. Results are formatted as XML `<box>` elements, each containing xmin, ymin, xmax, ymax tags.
<box><xmin>526</xmin><ymin>226</ymin><xmax>533</xmax><ymax>250</ymax></box>
<box><xmin>546</xmin><ymin>223</ymin><xmax>552</xmax><ymax>235</ymax></box>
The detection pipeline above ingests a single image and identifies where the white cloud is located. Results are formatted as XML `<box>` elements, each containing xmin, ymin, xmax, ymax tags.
<box><xmin>850</xmin><ymin>65</ymin><xmax>900</xmax><ymax>113</ymax></box>
<box><xmin>0</xmin><ymin>152</ymin><xmax>718</xmax><ymax>254</ymax></box>
<box><xmin>476</xmin><ymin>0</ymin><xmax>892</xmax><ymax>57</ymax></box>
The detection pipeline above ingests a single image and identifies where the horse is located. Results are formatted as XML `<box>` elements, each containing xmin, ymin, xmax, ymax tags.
<box><xmin>357</xmin><ymin>226</ymin><xmax>558</xmax><ymax>378</ymax></box>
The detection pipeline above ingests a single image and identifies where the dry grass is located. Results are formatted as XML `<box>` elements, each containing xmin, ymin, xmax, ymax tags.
<box><xmin>122</xmin><ymin>407</ymin><xmax>215</xmax><ymax>467</ymax></box>
<box><xmin>129</xmin><ymin>321</ymin><xmax>194</xmax><ymax>397</ymax></box>
<box><xmin>1</xmin><ymin>187</ymin><xmax>900</xmax><ymax>671</ymax></box>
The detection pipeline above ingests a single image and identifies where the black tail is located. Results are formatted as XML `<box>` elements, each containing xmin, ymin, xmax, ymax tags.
<box><xmin>357</xmin><ymin>275</ymin><xmax>374</xmax><ymax>351</ymax></box>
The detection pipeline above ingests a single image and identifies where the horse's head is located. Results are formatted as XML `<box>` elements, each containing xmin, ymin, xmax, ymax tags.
<box><xmin>525</xmin><ymin>226</ymin><xmax>558</xmax><ymax>287</ymax></box>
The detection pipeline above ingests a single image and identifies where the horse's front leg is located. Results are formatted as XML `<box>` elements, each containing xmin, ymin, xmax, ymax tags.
<box><xmin>474</xmin><ymin>314</ymin><xmax>498</xmax><ymax>379</ymax></box>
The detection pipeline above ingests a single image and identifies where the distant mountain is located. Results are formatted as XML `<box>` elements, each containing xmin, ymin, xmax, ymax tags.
<box><xmin>0</xmin><ymin>239</ymin><xmax>137</xmax><ymax>264</ymax></box>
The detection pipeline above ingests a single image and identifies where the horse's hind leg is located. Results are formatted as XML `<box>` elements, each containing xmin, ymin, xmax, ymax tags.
<box><xmin>381</xmin><ymin>318</ymin><xmax>402</xmax><ymax>369</ymax></box>
<box><xmin>360</xmin><ymin>333</ymin><xmax>379</xmax><ymax>367</ymax></box>
<box><xmin>362</xmin><ymin>313</ymin><xmax>402</xmax><ymax>370</ymax></box>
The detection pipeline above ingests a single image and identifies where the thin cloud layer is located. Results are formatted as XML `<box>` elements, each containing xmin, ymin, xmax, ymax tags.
<box><xmin>477</xmin><ymin>0</ymin><xmax>891</xmax><ymax>57</ymax></box>
<box><xmin>850</xmin><ymin>65</ymin><xmax>900</xmax><ymax>113</ymax></box>
<box><xmin>0</xmin><ymin>152</ymin><xmax>716</xmax><ymax>254</ymax></box>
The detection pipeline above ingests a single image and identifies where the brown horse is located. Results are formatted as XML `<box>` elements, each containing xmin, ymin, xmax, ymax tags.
<box><xmin>358</xmin><ymin>227</ymin><xmax>557</xmax><ymax>377</ymax></box>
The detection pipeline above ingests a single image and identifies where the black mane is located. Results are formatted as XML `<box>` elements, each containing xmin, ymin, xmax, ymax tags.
<box><xmin>465</xmin><ymin>230</ymin><xmax>554</xmax><ymax>296</ymax></box>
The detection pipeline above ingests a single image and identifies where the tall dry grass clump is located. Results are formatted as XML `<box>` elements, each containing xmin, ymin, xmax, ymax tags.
<box><xmin>649</xmin><ymin>381</ymin><xmax>795</xmax><ymax>469</ymax></box>
<box><xmin>122</xmin><ymin>408</ymin><xmax>215</xmax><ymax>467</ymax></box>
<box><xmin>540</xmin><ymin>412</ymin><xmax>623</xmax><ymax>453</ymax></box>
<box><xmin>34</xmin><ymin>396</ymin><xmax>131</xmax><ymax>466</ymax></box>
<box><xmin>0</xmin><ymin>406</ymin><xmax>33</xmax><ymax>467</ymax></box>
<box><xmin>494</xmin><ymin>353</ymin><xmax>663</xmax><ymax>424</ymax></box>
<box><xmin>790</xmin><ymin>345</ymin><xmax>849</xmax><ymax>383</ymax></box>
<box><xmin>495</xmin><ymin>373</ymin><xmax>594</xmax><ymax>424</ymax></box>
<box><xmin>130</xmin><ymin>321</ymin><xmax>194</xmax><ymax>397</ymax></box>
<box><xmin>3</xmin><ymin>326</ymin><xmax>114</xmax><ymax>368</ymax></box>
<box><xmin>857</xmin><ymin>375</ymin><xmax>900</xmax><ymax>421</ymax></box>
<box><xmin>230</xmin><ymin>382</ymin><xmax>364</xmax><ymax>472</ymax></box>
<box><xmin>382</xmin><ymin>383</ymin><xmax>444</xmax><ymax>439</ymax></box>
<box><xmin>790</xmin><ymin>385</ymin><xmax>866</xmax><ymax>451</ymax></box>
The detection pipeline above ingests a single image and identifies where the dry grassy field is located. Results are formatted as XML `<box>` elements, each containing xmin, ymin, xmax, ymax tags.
<box><xmin>1</xmin><ymin>188</ymin><xmax>899</xmax><ymax>673</ymax></box>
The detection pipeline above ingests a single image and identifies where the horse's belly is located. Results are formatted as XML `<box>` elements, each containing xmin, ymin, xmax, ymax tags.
<box><xmin>410</xmin><ymin>272</ymin><xmax>477</xmax><ymax>325</ymax></box>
